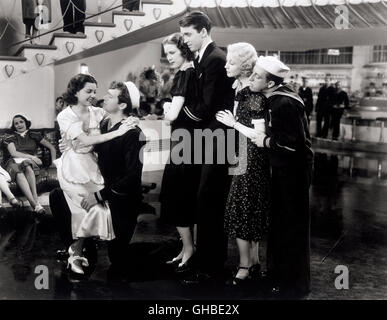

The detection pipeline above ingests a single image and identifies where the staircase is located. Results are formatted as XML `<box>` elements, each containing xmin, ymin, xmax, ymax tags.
<box><xmin>0</xmin><ymin>0</ymin><xmax>187</xmax><ymax>83</ymax></box>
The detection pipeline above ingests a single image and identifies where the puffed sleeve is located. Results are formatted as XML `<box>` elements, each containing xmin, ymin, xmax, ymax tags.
<box><xmin>170</xmin><ymin>70</ymin><xmax>193</xmax><ymax>97</ymax></box>
<box><xmin>57</xmin><ymin>109</ymin><xmax>84</xmax><ymax>140</ymax></box>
<box><xmin>3</xmin><ymin>134</ymin><xmax>17</xmax><ymax>146</ymax></box>
<box><xmin>91</xmin><ymin>106</ymin><xmax>106</xmax><ymax>124</ymax></box>
<box><xmin>29</xmin><ymin>131</ymin><xmax>44</xmax><ymax>143</ymax></box>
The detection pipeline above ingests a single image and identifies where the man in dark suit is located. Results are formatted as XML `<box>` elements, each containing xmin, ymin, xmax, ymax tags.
<box><xmin>178</xmin><ymin>11</ymin><xmax>235</xmax><ymax>283</ymax></box>
<box><xmin>315</xmin><ymin>76</ymin><xmax>335</xmax><ymax>138</ymax></box>
<box><xmin>50</xmin><ymin>81</ymin><xmax>145</xmax><ymax>275</ymax></box>
<box><xmin>298</xmin><ymin>77</ymin><xmax>314</xmax><ymax>123</ymax></box>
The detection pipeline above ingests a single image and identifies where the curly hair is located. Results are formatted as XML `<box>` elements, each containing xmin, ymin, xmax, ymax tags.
<box><xmin>109</xmin><ymin>81</ymin><xmax>133</xmax><ymax>116</ymax></box>
<box><xmin>63</xmin><ymin>74</ymin><xmax>97</xmax><ymax>105</ymax></box>
<box><xmin>162</xmin><ymin>33</ymin><xmax>195</xmax><ymax>62</ymax></box>
<box><xmin>227</xmin><ymin>42</ymin><xmax>258</xmax><ymax>78</ymax></box>
<box><xmin>11</xmin><ymin>114</ymin><xmax>31</xmax><ymax>131</ymax></box>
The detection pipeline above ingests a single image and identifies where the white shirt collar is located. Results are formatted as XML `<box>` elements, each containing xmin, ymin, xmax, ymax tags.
<box><xmin>198</xmin><ymin>40</ymin><xmax>213</xmax><ymax>63</ymax></box>
<box><xmin>16</xmin><ymin>130</ymin><xmax>28</xmax><ymax>138</ymax></box>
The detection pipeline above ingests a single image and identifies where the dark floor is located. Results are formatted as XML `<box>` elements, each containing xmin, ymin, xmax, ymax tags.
<box><xmin>0</xmin><ymin>150</ymin><xmax>386</xmax><ymax>300</ymax></box>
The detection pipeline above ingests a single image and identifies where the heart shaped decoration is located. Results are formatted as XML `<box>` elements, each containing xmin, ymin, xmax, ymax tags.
<box><xmin>183</xmin><ymin>0</ymin><xmax>192</xmax><ymax>6</ymax></box>
<box><xmin>124</xmin><ymin>19</ymin><xmax>133</xmax><ymax>32</ymax></box>
<box><xmin>4</xmin><ymin>65</ymin><xmax>14</xmax><ymax>78</ymax></box>
<box><xmin>153</xmin><ymin>8</ymin><xmax>161</xmax><ymax>20</ymax></box>
<box><xmin>35</xmin><ymin>53</ymin><xmax>45</xmax><ymax>66</ymax></box>
<box><xmin>65</xmin><ymin>41</ymin><xmax>75</xmax><ymax>54</ymax></box>
<box><xmin>95</xmin><ymin>30</ymin><xmax>104</xmax><ymax>43</ymax></box>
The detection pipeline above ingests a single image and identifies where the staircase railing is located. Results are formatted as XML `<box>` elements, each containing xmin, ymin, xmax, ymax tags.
<box><xmin>8</xmin><ymin>0</ymin><xmax>143</xmax><ymax>49</ymax></box>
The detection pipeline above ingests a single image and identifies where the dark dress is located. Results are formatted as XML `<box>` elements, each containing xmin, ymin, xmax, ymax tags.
<box><xmin>159</xmin><ymin>68</ymin><xmax>202</xmax><ymax>227</ymax></box>
<box><xmin>224</xmin><ymin>87</ymin><xmax>270</xmax><ymax>242</ymax></box>
<box><xmin>3</xmin><ymin>131</ymin><xmax>43</xmax><ymax>181</ymax></box>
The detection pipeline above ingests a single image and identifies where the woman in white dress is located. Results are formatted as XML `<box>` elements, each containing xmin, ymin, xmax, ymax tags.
<box><xmin>55</xmin><ymin>74</ymin><xmax>136</xmax><ymax>274</ymax></box>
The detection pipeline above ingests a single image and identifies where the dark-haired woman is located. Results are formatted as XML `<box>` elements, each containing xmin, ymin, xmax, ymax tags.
<box><xmin>159</xmin><ymin>33</ymin><xmax>201</xmax><ymax>271</ymax></box>
<box><xmin>4</xmin><ymin>114</ymin><xmax>56</xmax><ymax>213</ymax></box>
<box><xmin>55</xmin><ymin>74</ymin><xmax>136</xmax><ymax>274</ymax></box>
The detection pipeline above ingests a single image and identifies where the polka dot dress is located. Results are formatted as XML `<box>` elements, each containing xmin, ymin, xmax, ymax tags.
<box><xmin>224</xmin><ymin>87</ymin><xmax>270</xmax><ymax>242</ymax></box>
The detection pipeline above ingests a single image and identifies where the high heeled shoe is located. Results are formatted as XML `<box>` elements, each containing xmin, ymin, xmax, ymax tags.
<box><xmin>9</xmin><ymin>198</ymin><xmax>23</xmax><ymax>208</ymax></box>
<box><xmin>232</xmin><ymin>266</ymin><xmax>250</xmax><ymax>285</ymax></box>
<box><xmin>165</xmin><ymin>257</ymin><xmax>182</xmax><ymax>266</ymax></box>
<box><xmin>249</xmin><ymin>263</ymin><xmax>262</xmax><ymax>279</ymax></box>
<box><xmin>67</xmin><ymin>247</ymin><xmax>89</xmax><ymax>274</ymax></box>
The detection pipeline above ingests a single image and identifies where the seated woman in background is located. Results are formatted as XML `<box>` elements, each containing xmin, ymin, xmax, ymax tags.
<box><xmin>0</xmin><ymin>165</ymin><xmax>23</xmax><ymax>208</ymax></box>
<box><xmin>4</xmin><ymin>114</ymin><xmax>57</xmax><ymax>214</ymax></box>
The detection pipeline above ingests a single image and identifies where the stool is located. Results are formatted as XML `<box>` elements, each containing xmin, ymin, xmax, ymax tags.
<box><xmin>376</xmin><ymin>117</ymin><xmax>387</xmax><ymax>143</ymax></box>
<box><xmin>345</xmin><ymin>115</ymin><xmax>362</xmax><ymax>141</ymax></box>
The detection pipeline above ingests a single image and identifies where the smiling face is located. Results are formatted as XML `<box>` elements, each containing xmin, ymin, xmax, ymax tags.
<box><xmin>102</xmin><ymin>88</ymin><xmax>121</xmax><ymax>114</ymax></box>
<box><xmin>163</xmin><ymin>43</ymin><xmax>185</xmax><ymax>69</ymax></box>
<box><xmin>13</xmin><ymin>117</ymin><xmax>28</xmax><ymax>133</ymax></box>
<box><xmin>249</xmin><ymin>66</ymin><xmax>268</xmax><ymax>93</ymax></box>
<box><xmin>179</xmin><ymin>25</ymin><xmax>204</xmax><ymax>53</ymax></box>
<box><xmin>225</xmin><ymin>53</ymin><xmax>241</xmax><ymax>78</ymax></box>
<box><xmin>75</xmin><ymin>82</ymin><xmax>97</xmax><ymax>107</ymax></box>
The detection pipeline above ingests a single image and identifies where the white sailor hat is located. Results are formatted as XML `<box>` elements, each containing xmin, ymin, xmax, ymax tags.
<box><xmin>256</xmin><ymin>55</ymin><xmax>290</xmax><ymax>78</ymax></box>
<box><xmin>124</xmin><ymin>81</ymin><xmax>140</xmax><ymax>109</ymax></box>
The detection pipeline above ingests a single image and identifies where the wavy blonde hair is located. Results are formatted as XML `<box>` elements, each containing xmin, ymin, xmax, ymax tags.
<box><xmin>227</xmin><ymin>42</ymin><xmax>258</xmax><ymax>78</ymax></box>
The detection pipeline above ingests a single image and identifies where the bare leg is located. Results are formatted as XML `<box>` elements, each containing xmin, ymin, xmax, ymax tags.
<box><xmin>250</xmin><ymin>241</ymin><xmax>260</xmax><ymax>265</ymax></box>
<box><xmin>16</xmin><ymin>173</ymin><xmax>37</xmax><ymax>208</ymax></box>
<box><xmin>235</xmin><ymin>238</ymin><xmax>251</xmax><ymax>280</ymax></box>
<box><xmin>24</xmin><ymin>166</ymin><xmax>39</xmax><ymax>203</ymax></box>
<box><xmin>176</xmin><ymin>226</ymin><xmax>195</xmax><ymax>265</ymax></box>
<box><xmin>0</xmin><ymin>176</ymin><xmax>16</xmax><ymax>201</ymax></box>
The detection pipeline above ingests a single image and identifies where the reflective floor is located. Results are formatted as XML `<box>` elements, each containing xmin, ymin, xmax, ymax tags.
<box><xmin>0</xmin><ymin>151</ymin><xmax>386</xmax><ymax>300</ymax></box>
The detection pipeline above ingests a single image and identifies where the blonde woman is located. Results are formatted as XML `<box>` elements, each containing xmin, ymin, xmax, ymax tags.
<box><xmin>216</xmin><ymin>43</ymin><xmax>270</xmax><ymax>285</ymax></box>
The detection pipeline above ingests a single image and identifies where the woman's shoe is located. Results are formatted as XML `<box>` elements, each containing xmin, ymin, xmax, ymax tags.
<box><xmin>166</xmin><ymin>257</ymin><xmax>182</xmax><ymax>266</ymax></box>
<box><xmin>68</xmin><ymin>246</ymin><xmax>89</xmax><ymax>267</ymax></box>
<box><xmin>67</xmin><ymin>255</ymin><xmax>89</xmax><ymax>274</ymax></box>
<box><xmin>9</xmin><ymin>198</ymin><xmax>23</xmax><ymax>208</ymax></box>
<box><xmin>34</xmin><ymin>203</ymin><xmax>45</xmax><ymax>214</ymax></box>
<box><xmin>232</xmin><ymin>266</ymin><xmax>250</xmax><ymax>285</ymax></box>
<box><xmin>249</xmin><ymin>263</ymin><xmax>261</xmax><ymax>279</ymax></box>
<box><xmin>175</xmin><ymin>255</ymin><xmax>194</xmax><ymax>274</ymax></box>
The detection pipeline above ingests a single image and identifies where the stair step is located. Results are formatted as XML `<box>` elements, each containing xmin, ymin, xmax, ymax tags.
<box><xmin>112</xmin><ymin>10</ymin><xmax>146</xmax><ymax>16</ymax></box>
<box><xmin>0</xmin><ymin>56</ymin><xmax>27</xmax><ymax>61</ymax></box>
<box><xmin>14</xmin><ymin>44</ymin><xmax>57</xmax><ymax>57</ymax></box>
<box><xmin>142</xmin><ymin>0</ymin><xmax>173</xmax><ymax>4</ymax></box>
<box><xmin>84</xmin><ymin>22</ymin><xmax>116</xmax><ymax>28</ymax></box>
<box><xmin>49</xmin><ymin>32</ymin><xmax>87</xmax><ymax>45</ymax></box>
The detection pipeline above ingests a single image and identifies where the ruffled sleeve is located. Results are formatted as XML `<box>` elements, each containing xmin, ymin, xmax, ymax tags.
<box><xmin>170</xmin><ymin>69</ymin><xmax>195</xmax><ymax>97</ymax></box>
<box><xmin>3</xmin><ymin>134</ymin><xmax>17</xmax><ymax>146</ymax></box>
<box><xmin>29</xmin><ymin>131</ymin><xmax>44</xmax><ymax>143</ymax></box>
<box><xmin>57</xmin><ymin>107</ymin><xmax>84</xmax><ymax>140</ymax></box>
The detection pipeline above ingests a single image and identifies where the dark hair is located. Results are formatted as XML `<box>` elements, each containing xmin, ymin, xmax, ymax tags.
<box><xmin>63</xmin><ymin>74</ymin><xmax>97</xmax><ymax>105</ymax></box>
<box><xmin>11</xmin><ymin>114</ymin><xmax>31</xmax><ymax>131</ymax></box>
<box><xmin>139</xmin><ymin>101</ymin><xmax>151</xmax><ymax>115</ymax></box>
<box><xmin>109</xmin><ymin>81</ymin><xmax>133</xmax><ymax>116</ymax></box>
<box><xmin>266</xmin><ymin>73</ymin><xmax>284</xmax><ymax>86</ymax></box>
<box><xmin>179</xmin><ymin>11</ymin><xmax>212</xmax><ymax>34</ymax></box>
<box><xmin>56</xmin><ymin>96</ymin><xmax>64</xmax><ymax>103</ymax></box>
<box><xmin>162</xmin><ymin>33</ymin><xmax>195</xmax><ymax>61</ymax></box>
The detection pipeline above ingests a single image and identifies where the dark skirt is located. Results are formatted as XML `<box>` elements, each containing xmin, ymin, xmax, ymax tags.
<box><xmin>159</xmin><ymin>129</ymin><xmax>201</xmax><ymax>228</ymax></box>
<box><xmin>6</xmin><ymin>158</ymin><xmax>40</xmax><ymax>181</ymax></box>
